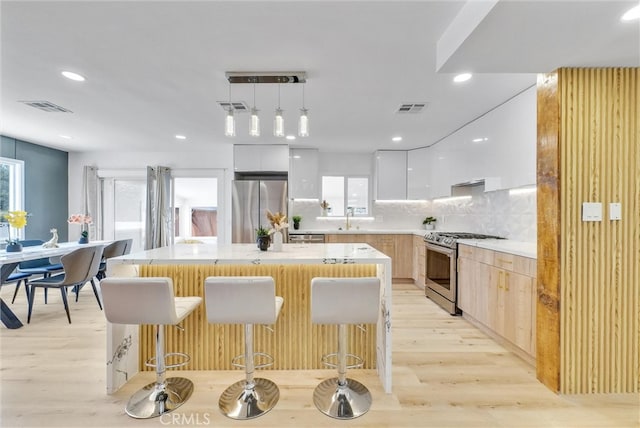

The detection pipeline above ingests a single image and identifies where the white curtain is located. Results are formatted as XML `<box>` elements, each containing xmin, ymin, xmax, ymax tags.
<box><xmin>82</xmin><ymin>165</ymin><xmax>101</xmax><ymax>239</ymax></box>
<box><xmin>145</xmin><ymin>166</ymin><xmax>172</xmax><ymax>250</ymax></box>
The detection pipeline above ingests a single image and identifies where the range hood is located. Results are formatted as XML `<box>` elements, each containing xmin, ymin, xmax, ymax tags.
<box><xmin>451</xmin><ymin>177</ymin><xmax>501</xmax><ymax>196</ymax></box>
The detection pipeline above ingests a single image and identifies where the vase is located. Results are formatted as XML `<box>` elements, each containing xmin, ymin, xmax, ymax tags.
<box><xmin>425</xmin><ymin>224</ymin><xmax>435</xmax><ymax>230</ymax></box>
<box><xmin>5</xmin><ymin>242</ymin><xmax>22</xmax><ymax>252</ymax></box>
<box><xmin>78</xmin><ymin>235</ymin><xmax>89</xmax><ymax>244</ymax></box>
<box><xmin>322</xmin><ymin>208</ymin><xmax>328</xmax><ymax>217</ymax></box>
<box><xmin>272</xmin><ymin>231</ymin><xmax>283</xmax><ymax>251</ymax></box>
<box><xmin>293</xmin><ymin>222</ymin><xmax>300</xmax><ymax>230</ymax></box>
<box><xmin>257</xmin><ymin>236</ymin><xmax>270</xmax><ymax>251</ymax></box>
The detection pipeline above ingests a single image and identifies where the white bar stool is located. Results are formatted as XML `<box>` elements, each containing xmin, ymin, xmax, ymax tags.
<box><xmin>204</xmin><ymin>276</ymin><xmax>283</xmax><ymax>420</ymax></box>
<box><xmin>311</xmin><ymin>277</ymin><xmax>381</xmax><ymax>420</ymax></box>
<box><xmin>100</xmin><ymin>277</ymin><xmax>202</xmax><ymax>419</ymax></box>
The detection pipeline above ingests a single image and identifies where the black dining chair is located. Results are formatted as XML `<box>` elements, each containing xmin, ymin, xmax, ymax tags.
<box><xmin>27</xmin><ymin>245</ymin><xmax>104</xmax><ymax>324</ymax></box>
<box><xmin>5</xmin><ymin>271</ymin><xmax>32</xmax><ymax>303</ymax></box>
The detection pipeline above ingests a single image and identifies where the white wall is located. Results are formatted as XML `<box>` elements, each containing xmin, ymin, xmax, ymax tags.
<box><xmin>68</xmin><ymin>146</ymin><xmax>234</xmax><ymax>242</ymax></box>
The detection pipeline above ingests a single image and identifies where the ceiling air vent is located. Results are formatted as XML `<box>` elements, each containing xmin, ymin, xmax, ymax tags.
<box><xmin>217</xmin><ymin>101</ymin><xmax>249</xmax><ymax>112</ymax></box>
<box><xmin>19</xmin><ymin>100</ymin><xmax>73</xmax><ymax>113</ymax></box>
<box><xmin>396</xmin><ymin>102</ymin><xmax>428</xmax><ymax>114</ymax></box>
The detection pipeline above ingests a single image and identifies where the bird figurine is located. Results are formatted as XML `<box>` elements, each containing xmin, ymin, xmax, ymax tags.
<box><xmin>42</xmin><ymin>228</ymin><xmax>59</xmax><ymax>248</ymax></box>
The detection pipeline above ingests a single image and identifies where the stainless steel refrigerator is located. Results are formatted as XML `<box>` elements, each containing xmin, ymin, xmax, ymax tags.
<box><xmin>232</xmin><ymin>180</ymin><xmax>288</xmax><ymax>243</ymax></box>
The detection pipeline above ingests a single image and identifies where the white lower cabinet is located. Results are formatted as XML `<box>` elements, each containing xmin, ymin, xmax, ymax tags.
<box><xmin>458</xmin><ymin>244</ymin><xmax>536</xmax><ymax>358</ymax></box>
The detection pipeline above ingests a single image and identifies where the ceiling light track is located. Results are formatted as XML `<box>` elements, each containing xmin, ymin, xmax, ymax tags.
<box><xmin>225</xmin><ymin>71</ymin><xmax>307</xmax><ymax>84</ymax></box>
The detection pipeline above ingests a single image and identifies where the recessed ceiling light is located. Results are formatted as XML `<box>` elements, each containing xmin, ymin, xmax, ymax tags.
<box><xmin>61</xmin><ymin>71</ymin><xmax>86</xmax><ymax>82</ymax></box>
<box><xmin>622</xmin><ymin>5</ymin><xmax>639</xmax><ymax>21</ymax></box>
<box><xmin>472</xmin><ymin>137</ymin><xmax>489</xmax><ymax>143</ymax></box>
<box><xmin>59</xmin><ymin>135</ymin><xmax>72</xmax><ymax>139</ymax></box>
<box><xmin>286</xmin><ymin>135</ymin><xmax>296</xmax><ymax>141</ymax></box>
<box><xmin>453</xmin><ymin>73</ymin><xmax>472</xmax><ymax>83</ymax></box>
<box><xmin>392</xmin><ymin>136</ymin><xmax>402</xmax><ymax>142</ymax></box>
<box><xmin>175</xmin><ymin>135</ymin><xmax>187</xmax><ymax>140</ymax></box>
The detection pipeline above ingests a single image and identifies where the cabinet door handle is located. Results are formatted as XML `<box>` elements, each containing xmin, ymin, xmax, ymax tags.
<box><xmin>505</xmin><ymin>272</ymin><xmax>510</xmax><ymax>291</ymax></box>
<box><xmin>498</xmin><ymin>271</ymin><xmax>504</xmax><ymax>289</ymax></box>
<box><xmin>497</xmin><ymin>258</ymin><xmax>513</xmax><ymax>264</ymax></box>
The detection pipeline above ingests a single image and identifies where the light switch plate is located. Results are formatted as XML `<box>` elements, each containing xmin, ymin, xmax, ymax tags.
<box><xmin>582</xmin><ymin>202</ymin><xmax>602</xmax><ymax>221</ymax></box>
<box><xmin>609</xmin><ymin>202</ymin><xmax>622</xmax><ymax>220</ymax></box>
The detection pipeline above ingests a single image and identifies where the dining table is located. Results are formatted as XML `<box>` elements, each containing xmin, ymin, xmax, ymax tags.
<box><xmin>0</xmin><ymin>241</ymin><xmax>107</xmax><ymax>329</ymax></box>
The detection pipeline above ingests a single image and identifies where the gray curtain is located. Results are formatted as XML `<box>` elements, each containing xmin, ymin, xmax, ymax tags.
<box><xmin>82</xmin><ymin>165</ymin><xmax>100</xmax><ymax>239</ymax></box>
<box><xmin>145</xmin><ymin>166</ymin><xmax>172</xmax><ymax>250</ymax></box>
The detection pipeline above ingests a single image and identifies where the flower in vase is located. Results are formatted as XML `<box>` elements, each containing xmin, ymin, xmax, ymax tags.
<box><xmin>68</xmin><ymin>213</ymin><xmax>93</xmax><ymax>239</ymax></box>
<box><xmin>266</xmin><ymin>210</ymin><xmax>289</xmax><ymax>233</ymax></box>
<box><xmin>3</xmin><ymin>210</ymin><xmax>29</xmax><ymax>245</ymax></box>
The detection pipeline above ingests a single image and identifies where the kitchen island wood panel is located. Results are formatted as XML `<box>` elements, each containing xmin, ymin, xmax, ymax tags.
<box><xmin>137</xmin><ymin>264</ymin><xmax>377</xmax><ymax>372</ymax></box>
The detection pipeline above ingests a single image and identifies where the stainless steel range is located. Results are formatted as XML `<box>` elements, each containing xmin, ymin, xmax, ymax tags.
<box><xmin>423</xmin><ymin>232</ymin><xmax>502</xmax><ymax>315</ymax></box>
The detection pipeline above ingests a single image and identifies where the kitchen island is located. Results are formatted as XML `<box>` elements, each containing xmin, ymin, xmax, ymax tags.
<box><xmin>105</xmin><ymin>242</ymin><xmax>392</xmax><ymax>394</ymax></box>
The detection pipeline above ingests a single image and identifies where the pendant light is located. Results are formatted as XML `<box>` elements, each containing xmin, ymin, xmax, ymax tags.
<box><xmin>224</xmin><ymin>83</ymin><xmax>235</xmax><ymax>137</ymax></box>
<box><xmin>249</xmin><ymin>82</ymin><xmax>260</xmax><ymax>137</ymax></box>
<box><xmin>298</xmin><ymin>83</ymin><xmax>309</xmax><ymax>137</ymax></box>
<box><xmin>274</xmin><ymin>83</ymin><xmax>285</xmax><ymax>137</ymax></box>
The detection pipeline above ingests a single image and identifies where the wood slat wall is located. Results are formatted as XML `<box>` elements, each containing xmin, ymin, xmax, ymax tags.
<box><xmin>537</xmin><ymin>68</ymin><xmax>639</xmax><ymax>394</ymax></box>
<box><xmin>138</xmin><ymin>264</ymin><xmax>378</xmax><ymax>372</ymax></box>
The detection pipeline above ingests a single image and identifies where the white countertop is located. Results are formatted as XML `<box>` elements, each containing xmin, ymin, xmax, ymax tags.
<box><xmin>457</xmin><ymin>239</ymin><xmax>536</xmax><ymax>259</ymax></box>
<box><xmin>290</xmin><ymin>229</ymin><xmax>426</xmax><ymax>236</ymax></box>
<box><xmin>109</xmin><ymin>242</ymin><xmax>391</xmax><ymax>266</ymax></box>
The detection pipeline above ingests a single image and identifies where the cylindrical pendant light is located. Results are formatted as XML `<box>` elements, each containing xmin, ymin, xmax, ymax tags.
<box><xmin>298</xmin><ymin>83</ymin><xmax>309</xmax><ymax>137</ymax></box>
<box><xmin>225</xmin><ymin>109</ymin><xmax>235</xmax><ymax>137</ymax></box>
<box><xmin>224</xmin><ymin>83</ymin><xmax>235</xmax><ymax>137</ymax></box>
<box><xmin>250</xmin><ymin>83</ymin><xmax>260</xmax><ymax>137</ymax></box>
<box><xmin>274</xmin><ymin>83</ymin><xmax>285</xmax><ymax>137</ymax></box>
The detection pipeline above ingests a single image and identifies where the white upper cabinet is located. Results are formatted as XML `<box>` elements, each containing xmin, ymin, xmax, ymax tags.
<box><xmin>234</xmin><ymin>144</ymin><xmax>289</xmax><ymax>172</ymax></box>
<box><xmin>426</xmin><ymin>86</ymin><xmax>537</xmax><ymax>197</ymax></box>
<box><xmin>289</xmin><ymin>148</ymin><xmax>319</xmax><ymax>199</ymax></box>
<box><xmin>374</xmin><ymin>150</ymin><xmax>407</xmax><ymax>200</ymax></box>
<box><xmin>407</xmin><ymin>147</ymin><xmax>430</xmax><ymax>200</ymax></box>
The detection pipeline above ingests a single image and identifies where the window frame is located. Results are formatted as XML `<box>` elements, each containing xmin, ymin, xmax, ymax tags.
<box><xmin>321</xmin><ymin>174</ymin><xmax>370</xmax><ymax>217</ymax></box>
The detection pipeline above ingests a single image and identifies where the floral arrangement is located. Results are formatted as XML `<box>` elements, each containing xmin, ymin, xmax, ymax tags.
<box><xmin>3</xmin><ymin>210</ymin><xmax>29</xmax><ymax>245</ymax></box>
<box><xmin>68</xmin><ymin>214</ymin><xmax>93</xmax><ymax>238</ymax></box>
<box><xmin>320</xmin><ymin>200</ymin><xmax>330</xmax><ymax>210</ymax></box>
<box><xmin>266</xmin><ymin>210</ymin><xmax>289</xmax><ymax>233</ymax></box>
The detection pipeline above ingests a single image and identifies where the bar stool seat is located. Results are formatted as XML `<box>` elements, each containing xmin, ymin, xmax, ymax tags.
<box><xmin>311</xmin><ymin>277</ymin><xmax>381</xmax><ymax>420</ymax></box>
<box><xmin>100</xmin><ymin>277</ymin><xmax>202</xmax><ymax>419</ymax></box>
<box><xmin>204</xmin><ymin>276</ymin><xmax>283</xmax><ymax>420</ymax></box>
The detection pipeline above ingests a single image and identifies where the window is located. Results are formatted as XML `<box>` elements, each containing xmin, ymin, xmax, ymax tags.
<box><xmin>0</xmin><ymin>157</ymin><xmax>25</xmax><ymax>241</ymax></box>
<box><xmin>321</xmin><ymin>176</ymin><xmax>369</xmax><ymax>216</ymax></box>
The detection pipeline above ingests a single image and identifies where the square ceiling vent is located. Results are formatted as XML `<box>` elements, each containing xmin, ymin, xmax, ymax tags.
<box><xmin>217</xmin><ymin>101</ymin><xmax>249</xmax><ymax>112</ymax></box>
<box><xmin>396</xmin><ymin>102</ymin><xmax>428</xmax><ymax>114</ymax></box>
<box><xmin>19</xmin><ymin>100</ymin><xmax>73</xmax><ymax>113</ymax></box>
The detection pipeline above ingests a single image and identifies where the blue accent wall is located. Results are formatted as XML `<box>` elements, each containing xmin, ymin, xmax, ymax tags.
<box><xmin>1</xmin><ymin>136</ymin><xmax>68</xmax><ymax>241</ymax></box>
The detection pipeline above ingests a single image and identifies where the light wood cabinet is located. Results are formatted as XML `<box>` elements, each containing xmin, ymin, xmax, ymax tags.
<box><xmin>458</xmin><ymin>244</ymin><xmax>536</xmax><ymax>358</ymax></box>
<box><xmin>412</xmin><ymin>235</ymin><xmax>425</xmax><ymax>289</ymax></box>
<box><xmin>325</xmin><ymin>234</ymin><xmax>414</xmax><ymax>280</ymax></box>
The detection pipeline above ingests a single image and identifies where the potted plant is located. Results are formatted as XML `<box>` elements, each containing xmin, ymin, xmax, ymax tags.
<box><xmin>423</xmin><ymin>216</ymin><xmax>437</xmax><ymax>230</ymax></box>
<box><xmin>292</xmin><ymin>215</ymin><xmax>302</xmax><ymax>230</ymax></box>
<box><xmin>256</xmin><ymin>226</ymin><xmax>271</xmax><ymax>251</ymax></box>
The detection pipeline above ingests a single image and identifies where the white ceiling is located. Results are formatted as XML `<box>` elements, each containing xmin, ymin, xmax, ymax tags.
<box><xmin>1</xmin><ymin>1</ymin><xmax>638</xmax><ymax>154</ymax></box>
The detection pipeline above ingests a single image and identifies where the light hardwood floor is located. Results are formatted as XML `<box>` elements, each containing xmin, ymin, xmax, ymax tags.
<box><xmin>1</xmin><ymin>282</ymin><xmax>638</xmax><ymax>427</ymax></box>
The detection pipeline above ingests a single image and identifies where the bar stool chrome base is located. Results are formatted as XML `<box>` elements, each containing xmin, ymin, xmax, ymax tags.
<box><xmin>219</xmin><ymin>377</ymin><xmax>280</xmax><ymax>420</ymax></box>
<box><xmin>125</xmin><ymin>377</ymin><xmax>194</xmax><ymax>419</ymax></box>
<box><xmin>313</xmin><ymin>377</ymin><xmax>372</xmax><ymax>420</ymax></box>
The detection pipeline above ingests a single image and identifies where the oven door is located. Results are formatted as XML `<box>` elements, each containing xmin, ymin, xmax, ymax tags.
<box><xmin>424</xmin><ymin>242</ymin><xmax>457</xmax><ymax>306</ymax></box>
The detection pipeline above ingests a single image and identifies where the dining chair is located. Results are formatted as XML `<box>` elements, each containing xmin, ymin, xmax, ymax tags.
<box><xmin>27</xmin><ymin>245</ymin><xmax>104</xmax><ymax>323</ymax></box>
<box><xmin>17</xmin><ymin>239</ymin><xmax>63</xmax><ymax>304</ymax></box>
<box><xmin>96</xmin><ymin>238</ymin><xmax>133</xmax><ymax>280</ymax></box>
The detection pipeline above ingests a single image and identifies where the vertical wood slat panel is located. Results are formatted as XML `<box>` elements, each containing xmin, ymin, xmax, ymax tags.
<box><xmin>137</xmin><ymin>264</ymin><xmax>377</xmax><ymax>372</ymax></box>
<box><xmin>556</xmin><ymin>68</ymin><xmax>639</xmax><ymax>394</ymax></box>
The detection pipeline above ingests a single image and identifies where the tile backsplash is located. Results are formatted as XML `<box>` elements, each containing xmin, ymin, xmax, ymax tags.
<box><xmin>290</xmin><ymin>187</ymin><xmax>536</xmax><ymax>242</ymax></box>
